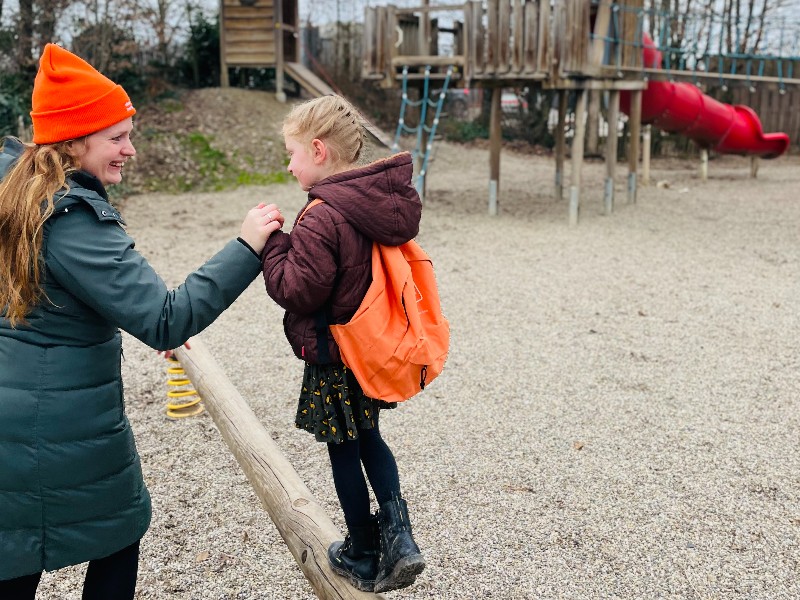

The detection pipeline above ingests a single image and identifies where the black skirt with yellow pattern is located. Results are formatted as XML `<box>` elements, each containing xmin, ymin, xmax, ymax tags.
<box><xmin>296</xmin><ymin>362</ymin><xmax>396</xmax><ymax>443</ymax></box>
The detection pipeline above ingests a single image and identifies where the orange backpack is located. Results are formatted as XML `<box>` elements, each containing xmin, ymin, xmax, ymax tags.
<box><xmin>299</xmin><ymin>199</ymin><xmax>449</xmax><ymax>402</ymax></box>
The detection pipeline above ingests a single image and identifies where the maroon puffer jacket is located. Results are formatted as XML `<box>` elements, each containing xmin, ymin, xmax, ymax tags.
<box><xmin>261</xmin><ymin>151</ymin><xmax>422</xmax><ymax>364</ymax></box>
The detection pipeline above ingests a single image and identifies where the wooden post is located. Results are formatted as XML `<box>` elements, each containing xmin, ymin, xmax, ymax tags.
<box><xmin>488</xmin><ymin>87</ymin><xmax>502</xmax><ymax>215</ymax></box>
<box><xmin>750</xmin><ymin>155</ymin><xmax>759</xmax><ymax>178</ymax></box>
<box><xmin>219</xmin><ymin>0</ymin><xmax>229</xmax><ymax>87</ymax></box>
<box><xmin>412</xmin><ymin>85</ymin><xmax>430</xmax><ymax>201</ymax></box>
<box><xmin>419</xmin><ymin>121</ymin><xmax>430</xmax><ymax>201</ymax></box>
<box><xmin>700</xmin><ymin>148</ymin><xmax>708</xmax><ymax>182</ymax></box>
<box><xmin>555</xmin><ymin>90</ymin><xmax>568</xmax><ymax>201</ymax></box>
<box><xmin>589</xmin><ymin>0</ymin><xmax>613</xmax><ymax>68</ymax></box>
<box><xmin>604</xmin><ymin>89</ymin><xmax>620</xmax><ymax>215</ymax></box>
<box><xmin>642</xmin><ymin>124</ymin><xmax>651</xmax><ymax>186</ymax></box>
<box><xmin>486</xmin><ymin>0</ymin><xmax>498</xmax><ymax>74</ymax></box>
<box><xmin>175</xmin><ymin>339</ymin><xmax>385</xmax><ymax>600</ymax></box>
<box><xmin>586</xmin><ymin>90</ymin><xmax>600</xmax><ymax>155</ymax></box>
<box><xmin>275</xmin><ymin>0</ymin><xmax>286</xmax><ymax>103</ymax></box>
<box><xmin>419</xmin><ymin>1</ymin><xmax>429</xmax><ymax>53</ymax></box>
<box><xmin>627</xmin><ymin>89</ymin><xmax>642</xmax><ymax>203</ymax></box>
<box><xmin>569</xmin><ymin>87</ymin><xmax>588</xmax><ymax>226</ymax></box>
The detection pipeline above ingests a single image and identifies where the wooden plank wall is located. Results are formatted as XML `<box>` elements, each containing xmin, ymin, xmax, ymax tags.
<box><xmin>618</xmin><ymin>2</ymin><xmax>643</xmax><ymax>71</ymax></box>
<box><xmin>472</xmin><ymin>0</ymin><xmax>547</xmax><ymax>80</ymax></box>
<box><xmin>361</xmin><ymin>0</ymin><xmax>657</xmax><ymax>88</ymax></box>
<box><xmin>364</xmin><ymin>0</ymin><xmax>551</xmax><ymax>83</ymax></box>
<box><xmin>558</xmin><ymin>0</ymin><xmax>591</xmax><ymax>76</ymax></box>
<box><xmin>314</xmin><ymin>23</ymin><xmax>364</xmax><ymax>81</ymax></box>
<box><xmin>536</xmin><ymin>0</ymin><xmax>550</xmax><ymax>74</ymax></box>
<box><xmin>222</xmin><ymin>0</ymin><xmax>275</xmax><ymax>67</ymax></box>
<box><xmin>468</xmin><ymin>1</ymin><xmax>484</xmax><ymax>77</ymax></box>
<box><xmin>553</xmin><ymin>0</ymin><xmax>644</xmax><ymax>77</ymax></box>
<box><xmin>363</xmin><ymin>7</ymin><xmax>379</xmax><ymax>77</ymax></box>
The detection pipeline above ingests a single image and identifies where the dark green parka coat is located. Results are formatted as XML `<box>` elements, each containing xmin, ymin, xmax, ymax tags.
<box><xmin>0</xmin><ymin>138</ymin><xmax>261</xmax><ymax>579</ymax></box>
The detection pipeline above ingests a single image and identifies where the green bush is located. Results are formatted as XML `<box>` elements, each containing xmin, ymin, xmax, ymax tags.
<box><xmin>438</xmin><ymin>118</ymin><xmax>489</xmax><ymax>143</ymax></box>
<box><xmin>178</xmin><ymin>8</ymin><xmax>221</xmax><ymax>88</ymax></box>
<box><xmin>0</xmin><ymin>26</ymin><xmax>33</xmax><ymax>138</ymax></box>
<box><xmin>0</xmin><ymin>71</ymin><xmax>32</xmax><ymax>138</ymax></box>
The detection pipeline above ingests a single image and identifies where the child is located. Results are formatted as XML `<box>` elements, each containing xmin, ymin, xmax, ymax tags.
<box><xmin>260</xmin><ymin>95</ymin><xmax>426</xmax><ymax>593</ymax></box>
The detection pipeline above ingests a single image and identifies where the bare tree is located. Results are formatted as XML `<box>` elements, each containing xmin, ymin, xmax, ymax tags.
<box><xmin>36</xmin><ymin>0</ymin><xmax>75</xmax><ymax>48</ymax></box>
<box><xmin>648</xmin><ymin>0</ymin><xmax>793</xmax><ymax>70</ymax></box>
<box><xmin>17</xmin><ymin>0</ymin><xmax>33</xmax><ymax>69</ymax></box>
<box><xmin>117</xmin><ymin>0</ymin><xmax>194</xmax><ymax>67</ymax></box>
<box><xmin>137</xmin><ymin>0</ymin><xmax>181</xmax><ymax>66</ymax></box>
<box><xmin>9</xmin><ymin>0</ymin><xmax>78</xmax><ymax>71</ymax></box>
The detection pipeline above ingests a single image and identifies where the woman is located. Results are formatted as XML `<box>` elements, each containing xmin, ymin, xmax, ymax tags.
<box><xmin>0</xmin><ymin>44</ymin><xmax>283</xmax><ymax>598</ymax></box>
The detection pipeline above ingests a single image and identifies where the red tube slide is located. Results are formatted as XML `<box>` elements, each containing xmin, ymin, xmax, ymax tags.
<box><xmin>621</xmin><ymin>34</ymin><xmax>789</xmax><ymax>159</ymax></box>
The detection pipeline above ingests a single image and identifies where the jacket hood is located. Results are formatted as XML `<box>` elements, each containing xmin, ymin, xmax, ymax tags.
<box><xmin>0</xmin><ymin>137</ymin><xmax>24</xmax><ymax>180</ymax></box>
<box><xmin>0</xmin><ymin>138</ymin><xmax>119</xmax><ymax>221</ymax></box>
<box><xmin>308</xmin><ymin>151</ymin><xmax>421</xmax><ymax>246</ymax></box>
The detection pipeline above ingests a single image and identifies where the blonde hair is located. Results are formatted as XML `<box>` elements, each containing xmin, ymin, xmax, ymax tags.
<box><xmin>0</xmin><ymin>137</ymin><xmax>81</xmax><ymax>326</ymax></box>
<box><xmin>282</xmin><ymin>95</ymin><xmax>366</xmax><ymax>166</ymax></box>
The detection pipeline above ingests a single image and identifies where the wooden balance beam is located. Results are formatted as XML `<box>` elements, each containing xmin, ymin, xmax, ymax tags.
<box><xmin>175</xmin><ymin>338</ymin><xmax>386</xmax><ymax>600</ymax></box>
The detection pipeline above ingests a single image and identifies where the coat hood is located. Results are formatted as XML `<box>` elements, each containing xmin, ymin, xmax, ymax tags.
<box><xmin>0</xmin><ymin>138</ymin><xmax>121</xmax><ymax>223</ymax></box>
<box><xmin>0</xmin><ymin>137</ymin><xmax>24</xmax><ymax>180</ymax></box>
<box><xmin>308</xmin><ymin>151</ymin><xmax>421</xmax><ymax>246</ymax></box>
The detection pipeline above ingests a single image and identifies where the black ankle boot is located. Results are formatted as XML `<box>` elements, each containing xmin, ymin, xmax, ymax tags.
<box><xmin>374</xmin><ymin>495</ymin><xmax>426</xmax><ymax>593</ymax></box>
<box><xmin>327</xmin><ymin>516</ymin><xmax>380</xmax><ymax>592</ymax></box>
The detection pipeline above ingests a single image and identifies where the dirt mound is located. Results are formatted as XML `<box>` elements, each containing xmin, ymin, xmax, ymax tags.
<box><xmin>126</xmin><ymin>87</ymin><xmax>292</xmax><ymax>194</ymax></box>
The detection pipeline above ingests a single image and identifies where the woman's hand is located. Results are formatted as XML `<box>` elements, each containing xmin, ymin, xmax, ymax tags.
<box><xmin>240</xmin><ymin>203</ymin><xmax>283</xmax><ymax>254</ymax></box>
<box><xmin>157</xmin><ymin>340</ymin><xmax>191</xmax><ymax>360</ymax></box>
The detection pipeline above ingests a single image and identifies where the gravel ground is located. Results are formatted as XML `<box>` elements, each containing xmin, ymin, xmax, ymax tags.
<box><xmin>36</xmin><ymin>141</ymin><xmax>800</xmax><ymax>599</ymax></box>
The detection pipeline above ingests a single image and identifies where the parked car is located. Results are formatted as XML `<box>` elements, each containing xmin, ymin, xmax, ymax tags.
<box><xmin>501</xmin><ymin>89</ymin><xmax>529</xmax><ymax>114</ymax></box>
<box><xmin>444</xmin><ymin>87</ymin><xmax>528</xmax><ymax>119</ymax></box>
<box><xmin>445</xmin><ymin>87</ymin><xmax>480</xmax><ymax>119</ymax></box>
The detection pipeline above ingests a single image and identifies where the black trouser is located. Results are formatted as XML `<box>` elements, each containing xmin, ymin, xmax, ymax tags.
<box><xmin>0</xmin><ymin>540</ymin><xmax>140</xmax><ymax>600</ymax></box>
<box><xmin>327</xmin><ymin>412</ymin><xmax>402</xmax><ymax>530</ymax></box>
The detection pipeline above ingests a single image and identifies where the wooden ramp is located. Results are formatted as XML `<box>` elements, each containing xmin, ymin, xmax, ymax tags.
<box><xmin>285</xmin><ymin>61</ymin><xmax>335</xmax><ymax>97</ymax></box>
<box><xmin>285</xmin><ymin>61</ymin><xmax>393</xmax><ymax>149</ymax></box>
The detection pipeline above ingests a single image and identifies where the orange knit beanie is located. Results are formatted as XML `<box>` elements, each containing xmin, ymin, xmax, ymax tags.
<box><xmin>30</xmin><ymin>44</ymin><xmax>136</xmax><ymax>145</ymax></box>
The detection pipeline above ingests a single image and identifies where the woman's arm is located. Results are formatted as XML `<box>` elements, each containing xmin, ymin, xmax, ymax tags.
<box><xmin>45</xmin><ymin>206</ymin><xmax>262</xmax><ymax>350</ymax></box>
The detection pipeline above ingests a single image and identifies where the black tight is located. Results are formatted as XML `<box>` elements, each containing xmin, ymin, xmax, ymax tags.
<box><xmin>0</xmin><ymin>540</ymin><xmax>139</xmax><ymax>600</ymax></box>
<box><xmin>327</xmin><ymin>413</ymin><xmax>401</xmax><ymax>530</ymax></box>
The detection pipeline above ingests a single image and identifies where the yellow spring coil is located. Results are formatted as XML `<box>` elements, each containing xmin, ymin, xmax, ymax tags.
<box><xmin>166</xmin><ymin>356</ymin><xmax>204</xmax><ymax>418</ymax></box>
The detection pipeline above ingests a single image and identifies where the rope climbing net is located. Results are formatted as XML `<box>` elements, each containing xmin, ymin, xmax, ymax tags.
<box><xmin>392</xmin><ymin>65</ymin><xmax>454</xmax><ymax>194</ymax></box>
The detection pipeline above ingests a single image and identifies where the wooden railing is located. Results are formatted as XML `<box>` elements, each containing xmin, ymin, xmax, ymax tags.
<box><xmin>362</xmin><ymin>0</ymin><xmax>645</xmax><ymax>87</ymax></box>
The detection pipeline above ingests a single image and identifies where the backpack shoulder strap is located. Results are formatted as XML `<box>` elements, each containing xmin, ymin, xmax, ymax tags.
<box><xmin>297</xmin><ymin>198</ymin><xmax>324</xmax><ymax>224</ymax></box>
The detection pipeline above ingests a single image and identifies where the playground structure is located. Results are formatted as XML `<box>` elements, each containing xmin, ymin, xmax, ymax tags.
<box><xmin>218</xmin><ymin>0</ymin><xmax>300</xmax><ymax>97</ymax></box>
<box><xmin>218</xmin><ymin>0</ymin><xmax>393</xmax><ymax>147</ymax></box>
<box><xmin>361</xmin><ymin>0</ymin><xmax>798</xmax><ymax>222</ymax></box>
<box><xmin>217</xmin><ymin>0</ymin><xmax>797</xmax><ymax>221</ymax></box>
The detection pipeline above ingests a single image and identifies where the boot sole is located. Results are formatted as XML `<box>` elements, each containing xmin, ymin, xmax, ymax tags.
<box><xmin>329</xmin><ymin>563</ymin><xmax>376</xmax><ymax>592</ymax></box>
<box><xmin>374</xmin><ymin>553</ymin><xmax>426</xmax><ymax>593</ymax></box>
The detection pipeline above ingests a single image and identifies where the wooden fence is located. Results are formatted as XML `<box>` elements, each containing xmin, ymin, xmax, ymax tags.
<box><xmin>363</xmin><ymin>0</ymin><xmax>645</xmax><ymax>86</ymax></box>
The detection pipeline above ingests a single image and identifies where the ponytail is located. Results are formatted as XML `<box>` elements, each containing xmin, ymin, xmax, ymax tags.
<box><xmin>0</xmin><ymin>138</ymin><xmax>80</xmax><ymax>326</ymax></box>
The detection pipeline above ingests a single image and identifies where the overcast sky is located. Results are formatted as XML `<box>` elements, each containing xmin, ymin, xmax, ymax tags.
<box><xmin>2</xmin><ymin>0</ymin><xmax>798</xmax><ymax>50</ymax></box>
